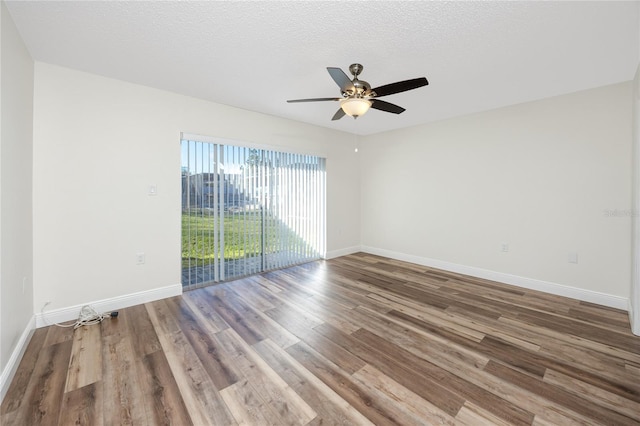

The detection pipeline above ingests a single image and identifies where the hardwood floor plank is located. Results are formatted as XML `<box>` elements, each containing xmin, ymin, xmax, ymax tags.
<box><xmin>351</xmin><ymin>326</ymin><xmax>534</xmax><ymax>425</ymax></box>
<box><xmin>519</xmin><ymin>341</ymin><xmax>639</xmax><ymax>402</ymax></box>
<box><xmin>265</xmin><ymin>306</ymin><xmax>366</xmax><ymax>375</ymax></box>
<box><xmin>263</xmin><ymin>305</ymin><xmax>324</xmax><ymax>335</ymax></box>
<box><xmin>386</xmin><ymin>308</ymin><xmax>488</xmax><ymax>347</ymax></box>
<box><xmin>476</xmin><ymin>335</ymin><xmax>548</xmax><ymax>378</ymax></box>
<box><xmin>498</xmin><ymin>315</ymin><xmax>640</xmax><ymax>364</ymax></box>
<box><xmin>203</xmin><ymin>290</ymin><xmax>266</xmax><ymax>345</ymax></box>
<box><xmin>58</xmin><ymin>382</ymin><xmax>103</xmax><ymax>426</ymax></box>
<box><xmin>3</xmin><ymin>253</ymin><xmax>639</xmax><ymax>425</ymax></box>
<box><xmin>499</xmin><ymin>315</ymin><xmax>640</xmax><ymax>397</ymax></box>
<box><xmin>351</xmin><ymin>364</ymin><xmax>457</xmax><ymax>426</ymax></box>
<box><xmin>65</xmin><ymin>324</ymin><xmax>102</xmax><ymax>392</ymax></box>
<box><xmin>216</xmin><ymin>328</ymin><xmax>317</xmax><ymax>425</ymax></box>
<box><xmin>442</xmin><ymin>278</ymin><xmax>573</xmax><ymax>318</ymax></box>
<box><xmin>313</xmin><ymin>323</ymin><xmax>466</xmax><ymax>418</ymax></box>
<box><xmin>543</xmin><ymin>368</ymin><xmax>640</xmax><ymax>422</ymax></box>
<box><xmin>355</xmin><ymin>305</ymin><xmax>490</xmax><ymax>370</ymax></box>
<box><xmin>253</xmin><ymin>338</ymin><xmax>374</xmax><ymax>426</ymax></box>
<box><xmin>442</xmin><ymin>305</ymin><xmax>542</xmax><ymax>351</ymax></box>
<box><xmin>125</xmin><ymin>304</ymin><xmax>162</xmax><ymax>357</ymax></box>
<box><xmin>365</xmin><ymin>292</ymin><xmax>486</xmax><ymax>343</ymax></box>
<box><xmin>138</xmin><ymin>350</ymin><xmax>193</xmax><ymax>425</ymax></box>
<box><xmin>485</xmin><ymin>359</ymin><xmax>639</xmax><ymax>425</ymax></box>
<box><xmin>344</xmin><ymin>309</ymin><xmax>585</xmax><ymax>425</ymax></box>
<box><xmin>234</xmin><ymin>275</ymin><xmax>281</xmax><ymax>311</ymax></box>
<box><xmin>627</xmin><ymin>362</ymin><xmax>640</xmax><ymax>376</ymax></box>
<box><xmin>146</xmin><ymin>300</ymin><xmax>237</xmax><ymax>426</ymax></box>
<box><xmin>531</xmin><ymin>414</ymin><xmax>587</xmax><ymax>426</ymax></box>
<box><xmin>326</xmin><ymin>274</ymin><xmax>397</xmax><ymax>313</ymax></box>
<box><xmin>286</xmin><ymin>340</ymin><xmax>414</xmax><ymax>425</ymax></box>
<box><xmin>0</xmin><ymin>327</ymin><xmax>47</xmax><ymax>416</ymax></box>
<box><xmin>265</xmin><ymin>278</ymin><xmax>361</xmax><ymax>334</ymax></box>
<box><xmin>219</xmin><ymin>378</ymin><xmax>281</xmax><ymax>425</ymax></box>
<box><xmin>455</xmin><ymin>401</ymin><xmax>521</xmax><ymax>426</ymax></box>
<box><xmin>8</xmin><ymin>340</ymin><xmax>72</xmax><ymax>426</ymax></box>
<box><xmin>382</xmin><ymin>293</ymin><xmax>541</xmax><ymax>352</ymax></box>
<box><xmin>42</xmin><ymin>324</ymin><xmax>74</xmax><ymax>348</ymax></box>
<box><xmin>567</xmin><ymin>306</ymin><xmax>632</xmax><ymax>331</ymax></box>
<box><xmin>145</xmin><ymin>298</ymin><xmax>182</xmax><ymax>336</ymax></box>
<box><xmin>163</xmin><ymin>295</ymin><xmax>240</xmax><ymax>390</ymax></box>
<box><xmin>262</xmin><ymin>270</ymin><xmax>317</xmax><ymax>298</ymax></box>
<box><xmin>511</xmin><ymin>310</ymin><xmax>640</xmax><ymax>354</ymax></box>
<box><xmin>102</xmin><ymin>329</ymin><xmax>149</xmax><ymax>425</ymax></box>
<box><xmin>354</xmin><ymin>262</ymin><xmax>446</xmax><ymax>287</ymax></box>
<box><xmin>181</xmin><ymin>290</ymin><xmax>230</xmax><ymax>333</ymax></box>
<box><xmin>220</xmin><ymin>285</ymin><xmax>300</xmax><ymax>348</ymax></box>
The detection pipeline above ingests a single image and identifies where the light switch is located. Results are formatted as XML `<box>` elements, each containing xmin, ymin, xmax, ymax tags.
<box><xmin>148</xmin><ymin>185</ymin><xmax>157</xmax><ymax>196</ymax></box>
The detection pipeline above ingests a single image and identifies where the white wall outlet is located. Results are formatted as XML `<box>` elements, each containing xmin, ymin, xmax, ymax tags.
<box><xmin>501</xmin><ymin>243</ymin><xmax>509</xmax><ymax>252</ymax></box>
<box><xmin>568</xmin><ymin>252</ymin><xmax>578</xmax><ymax>264</ymax></box>
<box><xmin>136</xmin><ymin>252</ymin><xmax>146</xmax><ymax>265</ymax></box>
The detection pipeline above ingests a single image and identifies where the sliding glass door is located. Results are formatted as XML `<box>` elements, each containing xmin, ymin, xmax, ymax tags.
<box><xmin>181</xmin><ymin>138</ymin><xmax>326</xmax><ymax>289</ymax></box>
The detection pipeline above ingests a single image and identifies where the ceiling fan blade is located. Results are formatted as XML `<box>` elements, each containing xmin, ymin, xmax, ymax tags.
<box><xmin>370</xmin><ymin>99</ymin><xmax>406</xmax><ymax>114</ymax></box>
<box><xmin>327</xmin><ymin>67</ymin><xmax>355</xmax><ymax>93</ymax></box>
<box><xmin>287</xmin><ymin>97</ymin><xmax>341</xmax><ymax>103</ymax></box>
<box><xmin>372</xmin><ymin>77</ymin><xmax>428</xmax><ymax>97</ymax></box>
<box><xmin>331</xmin><ymin>108</ymin><xmax>346</xmax><ymax>121</ymax></box>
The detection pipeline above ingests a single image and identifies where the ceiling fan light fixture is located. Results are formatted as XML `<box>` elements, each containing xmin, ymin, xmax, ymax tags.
<box><xmin>340</xmin><ymin>98</ymin><xmax>372</xmax><ymax>118</ymax></box>
<box><xmin>287</xmin><ymin>63</ymin><xmax>428</xmax><ymax>121</ymax></box>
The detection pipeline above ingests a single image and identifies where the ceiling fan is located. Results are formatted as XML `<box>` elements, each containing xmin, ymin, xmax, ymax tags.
<box><xmin>287</xmin><ymin>63</ymin><xmax>428</xmax><ymax>121</ymax></box>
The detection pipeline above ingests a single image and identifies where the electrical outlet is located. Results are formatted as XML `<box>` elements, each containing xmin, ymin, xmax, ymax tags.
<box><xmin>501</xmin><ymin>243</ymin><xmax>509</xmax><ymax>252</ymax></box>
<box><xmin>136</xmin><ymin>252</ymin><xmax>145</xmax><ymax>265</ymax></box>
<box><xmin>22</xmin><ymin>277</ymin><xmax>26</xmax><ymax>294</ymax></box>
<box><xmin>568</xmin><ymin>252</ymin><xmax>578</xmax><ymax>264</ymax></box>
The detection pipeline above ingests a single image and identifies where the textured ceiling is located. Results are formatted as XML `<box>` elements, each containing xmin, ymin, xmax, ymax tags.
<box><xmin>5</xmin><ymin>1</ymin><xmax>640</xmax><ymax>136</ymax></box>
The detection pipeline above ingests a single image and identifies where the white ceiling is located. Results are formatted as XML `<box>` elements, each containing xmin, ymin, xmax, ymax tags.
<box><xmin>5</xmin><ymin>1</ymin><xmax>640</xmax><ymax>136</ymax></box>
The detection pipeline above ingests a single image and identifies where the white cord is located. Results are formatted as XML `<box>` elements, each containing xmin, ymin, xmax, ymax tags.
<box><xmin>41</xmin><ymin>302</ymin><xmax>113</xmax><ymax>329</ymax></box>
<box><xmin>74</xmin><ymin>305</ymin><xmax>110</xmax><ymax>329</ymax></box>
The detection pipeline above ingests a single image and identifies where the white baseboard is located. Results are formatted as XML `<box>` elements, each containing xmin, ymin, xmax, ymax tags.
<box><xmin>1</xmin><ymin>315</ymin><xmax>35</xmax><ymax>403</ymax></box>
<box><xmin>35</xmin><ymin>283</ymin><xmax>182</xmax><ymax>328</ymax></box>
<box><xmin>325</xmin><ymin>246</ymin><xmax>361</xmax><ymax>260</ymax></box>
<box><xmin>360</xmin><ymin>246</ymin><xmax>629</xmax><ymax>311</ymax></box>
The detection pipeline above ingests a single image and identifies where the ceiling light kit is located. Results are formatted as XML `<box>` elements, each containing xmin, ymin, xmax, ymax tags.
<box><xmin>287</xmin><ymin>63</ymin><xmax>428</xmax><ymax>120</ymax></box>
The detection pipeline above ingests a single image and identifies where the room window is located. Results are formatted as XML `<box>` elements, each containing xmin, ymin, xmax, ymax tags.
<box><xmin>181</xmin><ymin>137</ymin><xmax>326</xmax><ymax>289</ymax></box>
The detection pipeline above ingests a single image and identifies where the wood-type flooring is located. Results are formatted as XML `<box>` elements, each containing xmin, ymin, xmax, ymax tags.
<box><xmin>2</xmin><ymin>253</ymin><xmax>639</xmax><ymax>425</ymax></box>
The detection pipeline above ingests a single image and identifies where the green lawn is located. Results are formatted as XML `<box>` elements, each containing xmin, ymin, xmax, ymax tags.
<box><xmin>181</xmin><ymin>211</ymin><xmax>305</xmax><ymax>268</ymax></box>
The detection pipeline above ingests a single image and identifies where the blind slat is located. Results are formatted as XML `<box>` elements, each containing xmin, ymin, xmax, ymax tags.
<box><xmin>181</xmin><ymin>140</ymin><xmax>325</xmax><ymax>289</ymax></box>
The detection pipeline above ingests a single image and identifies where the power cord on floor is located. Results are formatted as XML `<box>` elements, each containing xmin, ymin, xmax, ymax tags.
<box><xmin>41</xmin><ymin>302</ymin><xmax>118</xmax><ymax>329</ymax></box>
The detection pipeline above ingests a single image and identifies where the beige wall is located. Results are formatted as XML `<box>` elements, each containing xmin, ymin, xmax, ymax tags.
<box><xmin>32</xmin><ymin>62</ymin><xmax>360</xmax><ymax>313</ymax></box>
<box><xmin>360</xmin><ymin>83</ymin><xmax>632</xmax><ymax>302</ymax></box>
<box><xmin>0</xmin><ymin>1</ymin><xmax>34</xmax><ymax>375</ymax></box>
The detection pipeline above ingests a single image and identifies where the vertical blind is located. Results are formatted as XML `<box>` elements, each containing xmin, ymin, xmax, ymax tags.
<box><xmin>181</xmin><ymin>138</ymin><xmax>326</xmax><ymax>290</ymax></box>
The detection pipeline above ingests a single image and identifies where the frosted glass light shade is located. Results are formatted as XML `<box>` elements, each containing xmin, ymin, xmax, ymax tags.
<box><xmin>340</xmin><ymin>98</ymin><xmax>372</xmax><ymax>117</ymax></box>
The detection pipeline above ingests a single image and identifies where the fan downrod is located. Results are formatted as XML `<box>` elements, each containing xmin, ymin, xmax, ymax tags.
<box><xmin>347</xmin><ymin>64</ymin><xmax>372</xmax><ymax>97</ymax></box>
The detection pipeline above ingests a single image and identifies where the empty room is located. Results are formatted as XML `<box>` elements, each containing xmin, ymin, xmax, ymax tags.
<box><xmin>1</xmin><ymin>1</ymin><xmax>639</xmax><ymax>425</ymax></box>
